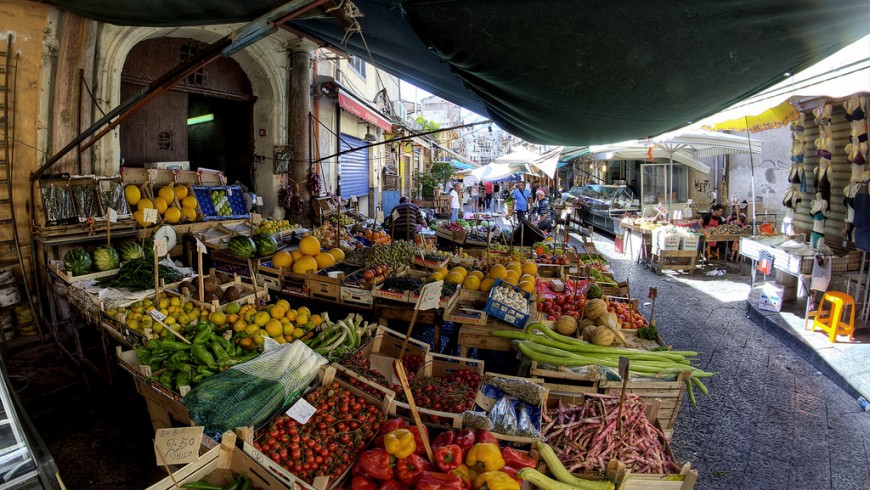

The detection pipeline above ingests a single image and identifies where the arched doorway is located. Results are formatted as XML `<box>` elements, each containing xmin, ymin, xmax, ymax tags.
<box><xmin>119</xmin><ymin>37</ymin><xmax>256</xmax><ymax>188</ymax></box>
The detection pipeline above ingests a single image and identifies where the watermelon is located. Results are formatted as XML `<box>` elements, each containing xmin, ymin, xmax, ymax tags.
<box><xmin>93</xmin><ymin>245</ymin><xmax>120</xmax><ymax>271</ymax></box>
<box><xmin>64</xmin><ymin>248</ymin><xmax>92</xmax><ymax>276</ymax></box>
<box><xmin>227</xmin><ymin>236</ymin><xmax>257</xmax><ymax>258</ymax></box>
<box><xmin>252</xmin><ymin>234</ymin><xmax>278</xmax><ymax>257</ymax></box>
<box><xmin>118</xmin><ymin>241</ymin><xmax>144</xmax><ymax>261</ymax></box>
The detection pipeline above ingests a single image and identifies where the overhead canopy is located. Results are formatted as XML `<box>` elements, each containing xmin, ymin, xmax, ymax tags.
<box><xmin>470</xmin><ymin>163</ymin><xmax>523</xmax><ymax>183</ymax></box>
<box><xmin>45</xmin><ymin>0</ymin><xmax>870</xmax><ymax>145</ymax></box>
<box><xmin>590</xmin><ymin>147</ymin><xmax>712</xmax><ymax>174</ymax></box>
<box><xmin>494</xmin><ymin>148</ymin><xmax>540</xmax><ymax>165</ymax></box>
<box><xmin>528</xmin><ymin>147</ymin><xmax>564</xmax><ymax>179</ymax></box>
<box><xmin>451</xmin><ymin>160</ymin><xmax>475</xmax><ymax>170</ymax></box>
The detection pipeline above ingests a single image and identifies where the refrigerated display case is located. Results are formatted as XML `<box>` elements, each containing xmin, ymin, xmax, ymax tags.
<box><xmin>569</xmin><ymin>184</ymin><xmax>639</xmax><ymax>233</ymax></box>
<box><xmin>0</xmin><ymin>357</ymin><xmax>61</xmax><ymax>489</ymax></box>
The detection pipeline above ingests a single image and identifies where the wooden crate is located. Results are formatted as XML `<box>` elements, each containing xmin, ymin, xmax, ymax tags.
<box><xmin>308</xmin><ymin>275</ymin><xmax>341</xmax><ymax>302</ymax></box>
<box><xmin>599</xmin><ymin>372</ymin><xmax>690</xmax><ymax>431</ymax></box>
<box><xmin>457</xmin><ymin>324</ymin><xmax>515</xmax><ymax>358</ymax></box>
<box><xmin>340</xmin><ymin>284</ymin><xmax>374</xmax><ymax>307</ymax></box>
<box><xmin>163</xmin><ymin>275</ymin><xmax>268</xmax><ymax>312</ymax></box>
<box><xmin>650</xmin><ymin>250</ymin><xmax>696</xmax><ymax>274</ymax></box>
<box><xmin>392</xmin><ymin>353</ymin><xmax>484</xmax><ymax>429</ymax></box>
<box><xmin>197</xmin><ymin>168</ymin><xmax>227</xmax><ymax>185</ymax></box>
<box><xmin>412</xmin><ymin>255</ymin><xmax>450</xmax><ymax>270</ymax></box>
<box><xmin>444</xmin><ymin>288</ymin><xmax>488</xmax><ymax>326</ymax></box>
<box><xmin>48</xmin><ymin>262</ymin><xmax>119</xmax><ymax>285</ymax></box>
<box><xmin>258</xmin><ymin>261</ymin><xmax>309</xmax><ymax>298</ymax></box>
<box><xmin>530</xmin><ymin>361</ymin><xmax>601</xmax><ymax>391</ymax></box>
<box><xmin>474</xmin><ymin>373</ymin><xmax>547</xmax><ymax>446</ymax></box>
<box><xmin>435</xmin><ymin>227</ymin><xmax>468</xmax><ymax>244</ymax></box>
<box><xmin>333</xmin><ymin>326</ymin><xmax>430</xmax><ymax>394</ymax></box>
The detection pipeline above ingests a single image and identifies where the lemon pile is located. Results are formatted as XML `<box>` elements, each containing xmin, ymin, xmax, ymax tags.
<box><xmin>268</xmin><ymin>236</ymin><xmax>346</xmax><ymax>275</ymax></box>
<box><xmin>230</xmin><ymin>301</ymin><xmax>324</xmax><ymax>350</ymax></box>
<box><xmin>106</xmin><ymin>292</ymin><xmax>211</xmax><ymax>337</ymax></box>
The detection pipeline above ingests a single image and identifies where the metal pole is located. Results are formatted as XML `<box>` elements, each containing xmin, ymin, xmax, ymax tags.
<box><xmin>746</xmin><ymin>116</ymin><xmax>757</xmax><ymax>236</ymax></box>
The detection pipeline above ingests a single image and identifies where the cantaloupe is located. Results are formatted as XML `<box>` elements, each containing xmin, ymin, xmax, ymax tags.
<box><xmin>555</xmin><ymin>315</ymin><xmax>577</xmax><ymax>336</ymax></box>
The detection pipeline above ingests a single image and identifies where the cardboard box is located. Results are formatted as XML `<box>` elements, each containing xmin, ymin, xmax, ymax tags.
<box><xmin>758</xmin><ymin>282</ymin><xmax>784</xmax><ymax>312</ymax></box>
<box><xmin>145</xmin><ymin>161</ymin><xmax>190</xmax><ymax>170</ymax></box>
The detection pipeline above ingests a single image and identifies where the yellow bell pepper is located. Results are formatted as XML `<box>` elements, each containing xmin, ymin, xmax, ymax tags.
<box><xmin>383</xmin><ymin>428</ymin><xmax>416</xmax><ymax>459</ymax></box>
<box><xmin>473</xmin><ymin>471</ymin><xmax>520</xmax><ymax>490</ymax></box>
<box><xmin>465</xmin><ymin>443</ymin><xmax>505</xmax><ymax>472</ymax></box>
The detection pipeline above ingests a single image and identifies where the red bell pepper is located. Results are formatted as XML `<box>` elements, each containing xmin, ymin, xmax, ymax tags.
<box><xmin>405</xmin><ymin>425</ymin><xmax>429</xmax><ymax>455</ymax></box>
<box><xmin>474</xmin><ymin>430</ymin><xmax>499</xmax><ymax>445</ymax></box>
<box><xmin>434</xmin><ymin>444</ymin><xmax>463</xmax><ymax>472</ymax></box>
<box><xmin>416</xmin><ymin>471</ymin><xmax>465</xmax><ymax>490</ymax></box>
<box><xmin>432</xmin><ymin>429</ymin><xmax>456</xmax><ymax>448</ymax></box>
<box><xmin>455</xmin><ymin>429</ymin><xmax>475</xmax><ymax>457</ymax></box>
<box><xmin>500</xmin><ymin>466</ymin><xmax>522</xmax><ymax>484</ymax></box>
<box><xmin>356</xmin><ymin>449</ymin><xmax>395</xmax><ymax>481</ymax></box>
<box><xmin>395</xmin><ymin>453</ymin><xmax>431</xmax><ymax>486</ymax></box>
<box><xmin>450</xmin><ymin>464</ymin><xmax>473</xmax><ymax>490</ymax></box>
<box><xmin>379</xmin><ymin>418</ymin><xmax>406</xmax><ymax>435</ymax></box>
<box><xmin>350</xmin><ymin>476</ymin><xmax>379</xmax><ymax>490</ymax></box>
<box><xmin>501</xmin><ymin>446</ymin><xmax>536</xmax><ymax>469</ymax></box>
<box><xmin>377</xmin><ymin>480</ymin><xmax>409</xmax><ymax>490</ymax></box>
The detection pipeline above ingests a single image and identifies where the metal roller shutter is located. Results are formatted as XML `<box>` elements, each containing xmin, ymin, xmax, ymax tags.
<box><xmin>792</xmin><ymin>101</ymin><xmax>854</xmax><ymax>244</ymax></box>
<box><xmin>339</xmin><ymin>134</ymin><xmax>370</xmax><ymax>199</ymax></box>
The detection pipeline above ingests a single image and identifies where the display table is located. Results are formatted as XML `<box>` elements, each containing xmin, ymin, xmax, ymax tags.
<box><xmin>649</xmin><ymin>250</ymin><xmax>696</xmax><ymax>275</ymax></box>
<box><xmin>620</xmin><ymin>222</ymin><xmax>652</xmax><ymax>263</ymax></box>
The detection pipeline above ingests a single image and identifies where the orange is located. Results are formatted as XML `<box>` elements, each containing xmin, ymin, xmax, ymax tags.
<box><xmin>296</xmin><ymin>314</ymin><xmax>309</xmax><ymax>326</ymax></box>
<box><xmin>297</xmin><ymin>306</ymin><xmax>311</xmax><ymax>317</ymax></box>
<box><xmin>226</xmin><ymin>313</ymin><xmax>239</xmax><ymax>324</ymax></box>
<box><xmin>310</xmin><ymin>314</ymin><xmax>323</xmax><ymax>326</ymax></box>
<box><xmin>276</xmin><ymin>299</ymin><xmax>291</xmax><ymax>311</ymax></box>
<box><xmin>299</xmin><ymin>236</ymin><xmax>321</xmax><ymax>256</ymax></box>
<box><xmin>265</xmin><ymin>319</ymin><xmax>283</xmax><ymax>338</ymax></box>
<box><xmin>232</xmin><ymin>320</ymin><xmax>247</xmax><ymax>333</ymax></box>
<box><xmin>269</xmin><ymin>305</ymin><xmax>286</xmax><ymax>319</ymax></box>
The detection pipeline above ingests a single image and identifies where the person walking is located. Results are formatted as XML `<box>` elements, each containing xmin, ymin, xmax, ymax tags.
<box><xmin>470</xmin><ymin>181</ymin><xmax>480</xmax><ymax>213</ymax></box>
<box><xmin>449</xmin><ymin>183</ymin><xmax>462</xmax><ymax>222</ymax></box>
<box><xmin>513</xmin><ymin>181</ymin><xmax>530</xmax><ymax>221</ymax></box>
<box><xmin>484</xmin><ymin>180</ymin><xmax>494</xmax><ymax>210</ymax></box>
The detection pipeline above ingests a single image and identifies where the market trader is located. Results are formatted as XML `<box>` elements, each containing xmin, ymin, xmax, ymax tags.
<box><xmin>449</xmin><ymin>183</ymin><xmax>462</xmax><ymax>222</ymax></box>
<box><xmin>390</xmin><ymin>196</ymin><xmax>427</xmax><ymax>241</ymax></box>
<box><xmin>699</xmin><ymin>204</ymin><xmax>726</xmax><ymax>258</ymax></box>
<box><xmin>513</xmin><ymin>181</ymin><xmax>531</xmax><ymax>220</ymax></box>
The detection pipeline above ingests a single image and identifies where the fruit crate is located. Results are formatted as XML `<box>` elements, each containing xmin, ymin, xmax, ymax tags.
<box><xmin>472</xmin><ymin>373</ymin><xmax>547</xmax><ymax>446</ymax></box>
<box><xmin>412</xmin><ymin>254</ymin><xmax>450</xmax><ymax>270</ymax></box>
<box><xmin>48</xmin><ymin>261</ymin><xmax>120</xmax><ymax>285</ymax></box>
<box><xmin>197</xmin><ymin>167</ymin><xmax>227</xmax><ymax>186</ymax></box>
<box><xmin>118</xmin><ymin>348</ymin><xmax>187</xmax><ymax>403</ymax></box>
<box><xmin>307</xmin><ymin>263</ymin><xmax>361</xmax><ymax>302</ymax></box>
<box><xmin>333</xmin><ymin>327</ymin><xmax>430</xmax><ymax>396</ymax></box>
<box><xmin>193</xmin><ymin>185</ymin><xmax>249</xmax><ymax>221</ymax></box>
<box><xmin>435</xmin><ymin>227</ymin><xmax>467</xmax><ymax>244</ymax></box>
<box><xmin>484</xmin><ymin>279</ymin><xmax>532</xmax><ymax>328</ymax></box>
<box><xmin>443</xmin><ymin>288</ymin><xmax>489</xmax><ymax>326</ymax></box>
<box><xmin>163</xmin><ymin>275</ymin><xmax>269</xmax><ymax>313</ymax></box>
<box><xmin>258</xmin><ymin>260</ymin><xmax>309</xmax><ymax>298</ymax></box>
<box><xmin>392</xmin><ymin>352</ymin><xmax>484</xmax><ymax>429</ymax></box>
<box><xmin>245</xmin><ymin>365</ymin><xmax>393</xmax><ymax>490</ymax></box>
<box><xmin>148</xmin><ymin>432</ymin><xmax>304</xmax><ymax>490</ymax></box>
<box><xmin>598</xmin><ymin>371</ymin><xmax>690</xmax><ymax>431</ymax></box>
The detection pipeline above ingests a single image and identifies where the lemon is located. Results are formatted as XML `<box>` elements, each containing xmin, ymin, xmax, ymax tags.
<box><xmin>245</xmin><ymin>324</ymin><xmax>260</xmax><ymax>335</ymax></box>
<box><xmin>164</xmin><ymin>206</ymin><xmax>182</xmax><ymax>224</ymax></box>
<box><xmin>283</xmin><ymin>324</ymin><xmax>296</xmax><ymax>336</ymax></box>
<box><xmin>209</xmin><ymin>311</ymin><xmax>227</xmax><ymax>327</ymax></box>
<box><xmin>169</xmin><ymin>297</ymin><xmax>181</xmax><ymax>306</ymax></box>
<box><xmin>127</xmin><ymin>319</ymin><xmax>140</xmax><ymax>331</ymax></box>
<box><xmin>296</xmin><ymin>314</ymin><xmax>309</xmax><ymax>326</ymax></box>
<box><xmin>276</xmin><ymin>299</ymin><xmax>291</xmax><ymax>311</ymax></box>
<box><xmin>293</xmin><ymin>327</ymin><xmax>306</xmax><ymax>338</ymax></box>
<box><xmin>310</xmin><ymin>314</ymin><xmax>323</xmax><ymax>326</ymax></box>
<box><xmin>463</xmin><ymin>275</ymin><xmax>481</xmax><ymax>291</ymax></box>
<box><xmin>297</xmin><ymin>306</ymin><xmax>311</xmax><ymax>317</ymax></box>
<box><xmin>233</xmin><ymin>320</ymin><xmax>247</xmax><ymax>333</ymax></box>
<box><xmin>270</xmin><ymin>305</ymin><xmax>286</xmax><ymax>319</ymax></box>
<box><xmin>254</xmin><ymin>311</ymin><xmax>271</xmax><ymax>327</ymax></box>
<box><xmin>274</xmin><ymin>336</ymin><xmax>287</xmax><ymax>344</ymax></box>
<box><xmin>265</xmin><ymin>319</ymin><xmax>283</xmax><ymax>337</ymax></box>
<box><xmin>175</xmin><ymin>185</ymin><xmax>189</xmax><ymax>200</ymax></box>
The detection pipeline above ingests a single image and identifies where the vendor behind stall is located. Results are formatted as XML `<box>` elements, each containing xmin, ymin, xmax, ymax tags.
<box><xmin>699</xmin><ymin>204</ymin><xmax>726</xmax><ymax>258</ymax></box>
<box><xmin>724</xmin><ymin>202</ymin><xmax>748</xmax><ymax>261</ymax></box>
<box><xmin>533</xmin><ymin>189</ymin><xmax>553</xmax><ymax>233</ymax></box>
<box><xmin>390</xmin><ymin>196</ymin><xmax>427</xmax><ymax>241</ymax></box>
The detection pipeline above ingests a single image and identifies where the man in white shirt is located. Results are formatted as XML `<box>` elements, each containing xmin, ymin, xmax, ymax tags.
<box><xmin>449</xmin><ymin>183</ymin><xmax>461</xmax><ymax>222</ymax></box>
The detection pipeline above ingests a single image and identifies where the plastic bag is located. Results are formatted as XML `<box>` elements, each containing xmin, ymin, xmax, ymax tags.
<box><xmin>462</xmin><ymin>410</ymin><xmax>493</xmax><ymax>431</ymax></box>
<box><xmin>71</xmin><ymin>182</ymin><xmax>98</xmax><ymax>220</ymax></box>
<box><xmin>99</xmin><ymin>179</ymin><xmax>131</xmax><ymax>216</ymax></box>
<box><xmin>516</xmin><ymin>403</ymin><xmax>539</xmax><ymax>438</ymax></box>
<box><xmin>41</xmin><ymin>183</ymin><xmax>75</xmax><ymax>225</ymax></box>
<box><xmin>490</xmin><ymin>395</ymin><xmax>518</xmax><ymax>436</ymax></box>
<box><xmin>482</xmin><ymin>374</ymin><xmax>545</xmax><ymax>406</ymax></box>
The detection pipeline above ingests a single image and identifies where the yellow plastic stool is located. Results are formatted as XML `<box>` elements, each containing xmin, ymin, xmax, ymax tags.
<box><xmin>809</xmin><ymin>291</ymin><xmax>856</xmax><ymax>343</ymax></box>
<box><xmin>706</xmin><ymin>243</ymin><xmax>720</xmax><ymax>261</ymax></box>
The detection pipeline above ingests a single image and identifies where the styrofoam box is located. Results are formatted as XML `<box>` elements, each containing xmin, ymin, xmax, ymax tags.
<box><xmin>144</xmin><ymin>161</ymin><xmax>190</xmax><ymax>170</ymax></box>
<box><xmin>680</xmin><ymin>233</ymin><xmax>700</xmax><ymax>250</ymax></box>
<box><xmin>758</xmin><ymin>282</ymin><xmax>784</xmax><ymax>312</ymax></box>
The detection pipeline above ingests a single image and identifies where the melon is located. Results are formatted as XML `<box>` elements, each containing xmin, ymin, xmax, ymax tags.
<box><xmin>252</xmin><ymin>234</ymin><xmax>279</xmax><ymax>257</ymax></box>
<box><xmin>227</xmin><ymin>236</ymin><xmax>257</xmax><ymax>259</ymax></box>
<box><xmin>117</xmin><ymin>241</ymin><xmax>144</xmax><ymax>261</ymax></box>
<box><xmin>93</xmin><ymin>245</ymin><xmax>120</xmax><ymax>271</ymax></box>
<box><xmin>64</xmin><ymin>248</ymin><xmax>92</xmax><ymax>276</ymax></box>
<box><xmin>555</xmin><ymin>315</ymin><xmax>578</xmax><ymax>336</ymax></box>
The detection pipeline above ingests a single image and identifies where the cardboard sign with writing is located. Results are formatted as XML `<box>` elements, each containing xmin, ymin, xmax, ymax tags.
<box><xmin>618</xmin><ymin>356</ymin><xmax>630</xmax><ymax>380</ymax></box>
<box><xmin>375</xmin><ymin>210</ymin><xmax>385</xmax><ymax>224</ymax></box>
<box><xmin>286</xmin><ymin>398</ymin><xmax>317</xmax><ymax>424</ymax></box>
<box><xmin>149</xmin><ymin>310</ymin><xmax>167</xmax><ymax>322</ymax></box>
<box><xmin>154</xmin><ymin>237</ymin><xmax>168</xmax><ymax>257</ymax></box>
<box><xmin>143</xmin><ymin>208</ymin><xmax>159</xmax><ymax>224</ymax></box>
<box><xmin>370</xmin><ymin>353</ymin><xmax>400</xmax><ymax>385</ymax></box>
<box><xmin>417</xmin><ymin>280</ymin><xmax>443</xmax><ymax>311</ymax></box>
<box><xmin>154</xmin><ymin>426</ymin><xmax>203</xmax><ymax>465</ymax></box>
<box><xmin>107</xmin><ymin>207</ymin><xmax>118</xmax><ymax>223</ymax></box>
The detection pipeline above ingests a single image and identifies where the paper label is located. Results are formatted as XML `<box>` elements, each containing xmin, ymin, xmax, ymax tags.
<box><xmin>285</xmin><ymin>398</ymin><xmax>317</xmax><ymax>424</ymax></box>
<box><xmin>226</xmin><ymin>188</ymin><xmax>233</xmax><ymax>196</ymax></box>
<box><xmin>149</xmin><ymin>310</ymin><xmax>167</xmax><ymax>322</ymax></box>
<box><xmin>138</xmin><ymin>365</ymin><xmax>152</xmax><ymax>377</ymax></box>
<box><xmin>370</xmin><ymin>354</ymin><xmax>400</xmax><ymax>385</ymax></box>
<box><xmin>179</xmin><ymin>385</ymin><xmax>191</xmax><ymax>397</ymax></box>
<box><xmin>618</xmin><ymin>356</ymin><xmax>630</xmax><ymax>380</ymax></box>
<box><xmin>154</xmin><ymin>237</ymin><xmax>168</xmax><ymax>257</ymax></box>
<box><xmin>195</xmin><ymin>237</ymin><xmax>208</xmax><ymax>254</ymax></box>
<box><xmin>154</xmin><ymin>426</ymin><xmax>203</xmax><ymax>465</ymax></box>
<box><xmin>375</xmin><ymin>210</ymin><xmax>385</xmax><ymax>223</ymax></box>
<box><xmin>475</xmin><ymin>391</ymin><xmax>497</xmax><ymax>412</ymax></box>
<box><xmin>417</xmin><ymin>280</ymin><xmax>443</xmax><ymax>311</ymax></box>
<box><xmin>144</xmin><ymin>208</ymin><xmax>159</xmax><ymax>224</ymax></box>
<box><xmin>107</xmin><ymin>208</ymin><xmax>118</xmax><ymax>223</ymax></box>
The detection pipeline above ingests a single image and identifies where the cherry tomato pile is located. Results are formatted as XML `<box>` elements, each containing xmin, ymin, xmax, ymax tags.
<box><xmin>534</xmin><ymin>253</ymin><xmax>571</xmax><ymax>265</ymax></box>
<box><xmin>399</xmin><ymin>369</ymin><xmax>481</xmax><ymax>424</ymax></box>
<box><xmin>340</xmin><ymin>350</ymin><xmax>425</xmax><ymax>396</ymax></box>
<box><xmin>440</xmin><ymin>222</ymin><xmax>464</xmax><ymax>232</ymax></box>
<box><xmin>538</xmin><ymin>295</ymin><xmax>587</xmax><ymax>322</ymax></box>
<box><xmin>253</xmin><ymin>381</ymin><xmax>385</xmax><ymax>483</ymax></box>
<box><xmin>609</xmin><ymin>301</ymin><xmax>647</xmax><ymax>329</ymax></box>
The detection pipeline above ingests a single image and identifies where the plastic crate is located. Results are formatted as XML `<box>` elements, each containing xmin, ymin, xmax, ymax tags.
<box><xmin>680</xmin><ymin>233</ymin><xmax>700</xmax><ymax>251</ymax></box>
<box><xmin>192</xmin><ymin>185</ymin><xmax>249</xmax><ymax>221</ymax></box>
<box><xmin>484</xmin><ymin>279</ymin><xmax>532</xmax><ymax>328</ymax></box>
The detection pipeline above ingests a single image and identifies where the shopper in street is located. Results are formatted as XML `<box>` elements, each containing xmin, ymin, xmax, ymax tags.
<box><xmin>513</xmin><ymin>181</ymin><xmax>530</xmax><ymax>221</ymax></box>
<box><xmin>484</xmin><ymin>180</ymin><xmax>494</xmax><ymax>210</ymax></box>
<box><xmin>470</xmin><ymin>181</ymin><xmax>480</xmax><ymax>213</ymax></box>
<box><xmin>449</xmin><ymin>183</ymin><xmax>461</xmax><ymax>222</ymax></box>
<box><xmin>478</xmin><ymin>183</ymin><xmax>485</xmax><ymax>211</ymax></box>
<box><xmin>390</xmin><ymin>196</ymin><xmax>427</xmax><ymax>241</ymax></box>
<box><xmin>533</xmin><ymin>189</ymin><xmax>553</xmax><ymax>233</ymax></box>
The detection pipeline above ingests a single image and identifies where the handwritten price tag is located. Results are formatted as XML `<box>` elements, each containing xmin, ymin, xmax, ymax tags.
<box><xmin>149</xmin><ymin>310</ymin><xmax>167</xmax><ymax>322</ymax></box>
<box><xmin>154</xmin><ymin>426</ymin><xmax>203</xmax><ymax>465</ymax></box>
<box><xmin>285</xmin><ymin>398</ymin><xmax>317</xmax><ymax>424</ymax></box>
<box><xmin>154</xmin><ymin>237</ymin><xmax>168</xmax><ymax>257</ymax></box>
<box><xmin>417</xmin><ymin>280</ymin><xmax>443</xmax><ymax>311</ymax></box>
<box><xmin>144</xmin><ymin>208</ymin><xmax>159</xmax><ymax>224</ymax></box>
<box><xmin>107</xmin><ymin>207</ymin><xmax>118</xmax><ymax>223</ymax></box>
<box><xmin>195</xmin><ymin>237</ymin><xmax>208</xmax><ymax>254</ymax></box>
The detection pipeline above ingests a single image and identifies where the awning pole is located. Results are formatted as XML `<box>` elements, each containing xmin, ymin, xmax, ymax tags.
<box><xmin>746</xmin><ymin>116</ymin><xmax>757</xmax><ymax>237</ymax></box>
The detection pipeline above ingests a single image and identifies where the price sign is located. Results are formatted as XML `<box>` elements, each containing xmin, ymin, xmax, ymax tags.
<box><xmin>195</xmin><ymin>237</ymin><xmax>208</xmax><ymax>254</ymax></box>
<box><xmin>648</xmin><ymin>287</ymin><xmax>657</xmax><ymax>300</ymax></box>
<box><xmin>618</xmin><ymin>356</ymin><xmax>630</xmax><ymax>380</ymax></box>
<box><xmin>417</xmin><ymin>280</ymin><xmax>443</xmax><ymax>311</ymax></box>
<box><xmin>143</xmin><ymin>208</ymin><xmax>159</xmax><ymax>224</ymax></box>
<box><xmin>154</xmin><ymin>237</ymin><xmax>168</xmax><ymax>257</ymax></box>
<box><xmin>154</xmin><ymin>426</ymin><xmax>203</xmax><ymax>465</ymax></box>
<box><xmin>654</xmin><ymin>202</ymin><xmax>668</xmax><ymax>217</ymax></box>
<box><xmin>371</xmin><ymin>354</ymin><xmax>400</xmax><ymax>385</ymax></box>
<box><xmin>375</xmin><ymin>210</ymin><xmax>385</xmax><ymax>224</ymax></box>
<box><xmin>149</xmin><ymin>310</ymin><xmax>167</xmax><ymax>322</ymax></box>
<box><xmin>99</xmin><ymin>180</ymin><xmax>112</xmax><ymax>192</ymax></box>
<box><xmin>285</xmin><ymin>398</ymin><xmax>317</xmax><ymax>424</ymax></box>
<box><xmin>107</xmin><ymin>207</ymin><xmax>118</xmax><ymax>223</ymax></box>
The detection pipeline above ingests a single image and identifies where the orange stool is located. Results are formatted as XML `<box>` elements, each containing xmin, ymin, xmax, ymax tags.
<box><xmin>706</xmin><ymin>243</ymin><xmax>721</xmax><ymax>261</ymax></box>
<box><xmin>808</xmin><ymin>291</ymin><xmax>856</xmax><ymax>343</ymax></box>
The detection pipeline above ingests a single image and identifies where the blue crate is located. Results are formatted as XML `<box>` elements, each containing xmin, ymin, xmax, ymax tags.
<box><xmin>192</xmin><ymin>185</ymin><xmax>250</xmax><ymax>221</ymax></box>
<box><xmin>484</xmin><ymin>279</ymin><xmax>532</xmax><ymax>328</ymax></box>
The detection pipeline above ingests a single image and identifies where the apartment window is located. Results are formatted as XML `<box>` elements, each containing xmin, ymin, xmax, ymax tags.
<box><xmin>348</xmin><ymin>56</ymin><xmax>366</xmax><ymax>79</ymax></box>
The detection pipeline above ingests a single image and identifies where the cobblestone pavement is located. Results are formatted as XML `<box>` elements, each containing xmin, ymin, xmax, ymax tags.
<box><xmin>592</xmin><ymin>236</ymin><xmax>870</xmax><ymax>489</ymax></box>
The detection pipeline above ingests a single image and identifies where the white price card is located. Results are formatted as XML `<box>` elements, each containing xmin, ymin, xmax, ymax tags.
<box><xmin>375</xmin><ymin>210</ymin><xmax>385</xmax><ymax>224</ymax></box>
<box><xmin>285</xmin><ymin>398</ymin><xmax>317</xmax><ymax>424</ymax></box>
<box><xmin>107</xmin><ymin>207</ymin><xmax>118</xmax><ymax>223</ymax></box>
<box><xmin>154</xmin><ymin>426</ymin><xmax>203</xmax><ymax>466</ymax></box>
<box><xmin>154</xmin><ymin>237</ymin><xmax>168</xmax><ymax>257</ymax></box>
<box><xmin>417</xmin><ymin>280</ymin><xmax>443</xmax><ymax>311</ymax></box>
<box><xmin>149</xmin><ymin>310</ymin><xmax>167</xmax><ymax>322</ymax></box>
<box><xmin>195</xmin><ymin>237</ymin><xmax>208</xmax><ymax>254</ymax></box>
<box><xmin>143</xmin><ymin>208</ymin><xmax>159</xmax><ymax>224</ymax></box>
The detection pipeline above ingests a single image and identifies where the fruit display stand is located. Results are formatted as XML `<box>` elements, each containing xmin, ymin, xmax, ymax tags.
<box><xmin>117</xmin><ymin>348</ymin><xmax>193</xmax><ymax>431</ymax></box>
<box><xmin>648</xmin><ymin>249</ymin><xmax>697</xmax><ymax>275</ymax></box>
<box><xmin>163</xmin><ymin>274</ymin><xmax>269</xmax><ymax>313</ymax></box>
